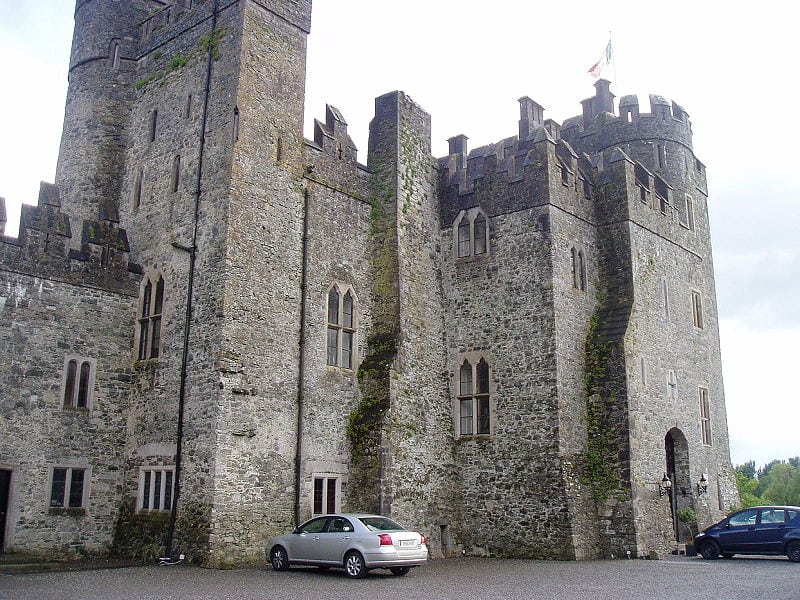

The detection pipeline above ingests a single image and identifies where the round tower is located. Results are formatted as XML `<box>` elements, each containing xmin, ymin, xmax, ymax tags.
<box><xmin>55</xmin><ymin>0</ymin><xmax>147</xmax><ymax>236</ymax></box>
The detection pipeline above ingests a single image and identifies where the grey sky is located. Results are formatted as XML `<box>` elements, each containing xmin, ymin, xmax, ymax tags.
<box><xmin>1</xmin><ymin>0</ymin><xmax>797</xmax><ymax>469</ymax></box>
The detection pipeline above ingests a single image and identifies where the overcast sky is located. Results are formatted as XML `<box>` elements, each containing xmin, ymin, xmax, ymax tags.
<box><xmin>1</xmin><ymin>1</ymin><xmax>797</xmax><ymax>470</ymax></box>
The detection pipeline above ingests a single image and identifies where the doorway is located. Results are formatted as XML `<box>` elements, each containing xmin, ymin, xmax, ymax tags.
<box><xmin>0</xmin><ymin>470</ymin><xmax>11</xmax><ymax>552</ymax></box>
<box><xmin>665</xmin><ymin>429</ymin><xmax>691</xmax><ymax>541</ymax></box>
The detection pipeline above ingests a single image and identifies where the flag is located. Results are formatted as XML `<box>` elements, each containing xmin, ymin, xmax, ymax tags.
<box><xmin>588</xmin><ymin>39</ymin><xmax>613</xmax><ymax>78</ymax></box>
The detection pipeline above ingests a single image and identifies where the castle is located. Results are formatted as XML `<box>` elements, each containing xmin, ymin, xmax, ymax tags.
<box><xmin>0</xmin><ymin>0</ymin><xmax>739</xmax><ymax>565</ymax></box>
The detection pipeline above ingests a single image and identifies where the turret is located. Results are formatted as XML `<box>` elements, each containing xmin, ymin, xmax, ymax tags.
<box><xmin>55</xmin><ymin>0</ymin><xmax>147</xmax><ymax>242</ymax></box>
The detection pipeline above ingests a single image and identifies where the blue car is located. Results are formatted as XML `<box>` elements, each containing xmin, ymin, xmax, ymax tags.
<box><xmin>695</xmin><ymin>506</ymin><xmax>800</xmax><ymax>562</ymax></box>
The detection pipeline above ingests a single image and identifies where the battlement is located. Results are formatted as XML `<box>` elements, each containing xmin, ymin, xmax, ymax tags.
<box><xmin>561</xmin><ymin>80</ymin><xmax>694</xmax><ymax>155</ymax></box>
<box><xmin>140</xmin><ymin>0</ymin><xmax>311</xmax><ymax>45</ymax></box>
<box><xmin>0</xmin><ymin>183</ymin><xmax>139</xmax><ymax>293</ymax></box>
<box><xmin>303</xmin><ymin>104</ymin><xmax>369</xmax><ymax>197</ymax></box>
<box><xmin>438</xmin><ymin>96</ymin><xmax>589</xmax><ymax>202</ymax></box>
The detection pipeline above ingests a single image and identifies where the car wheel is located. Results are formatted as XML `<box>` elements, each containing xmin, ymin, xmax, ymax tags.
<box><xmin>344</xmin><ymin>551</ymin><xmax>367</xmax><ymax>579</ymax></box>
<box><xmin>698</xmin><ymin>540</ymin><xmax>721</xmax><ymax>560</ymax></box>
<box><xmin>270</xmin><ymin>546</ymin><xmax>290</xmax><ymax>571</ymax></box>
<box><xmin>787</xmin><ymin>541</ymin><xmax>800</xmax><ymax>563</ymax></box>
<box><xmin>390</xmin><ymin>566</ymin><xmax>410</xmax><ymax>576</ymax></box>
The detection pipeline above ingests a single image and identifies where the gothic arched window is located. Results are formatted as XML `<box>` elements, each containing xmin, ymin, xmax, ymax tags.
<box><xmin>457</xmin><ymin>356</ymin><xmax>492</xmax><ymax>436</ymax></box>
<box><xmin>326</xmin><ymin>284</ymin><xmax>357</xmax><ymax>370</ymax></box>
<box><xmin>454</xmin><ymin>209</ymin><xmax>490</xmax><ymax>259</ymax></box>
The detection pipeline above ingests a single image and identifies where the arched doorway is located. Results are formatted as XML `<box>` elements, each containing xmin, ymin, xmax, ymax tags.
<box><xmin>665</xmin><ymin>428</ymin><xmax>692</xmax><ymax>541</ymax></box>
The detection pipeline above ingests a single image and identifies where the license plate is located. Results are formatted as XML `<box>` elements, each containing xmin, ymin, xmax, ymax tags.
<box><xmin>399</xmin><ymin>539</ymin><xmax>417</xmax><ymax>548</ymax></box>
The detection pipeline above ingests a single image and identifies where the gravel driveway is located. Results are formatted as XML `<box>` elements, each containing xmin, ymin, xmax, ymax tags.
<box><xmin>2</xmin><ymin>555</ymin><xmax>797</xmax><ymax>600</ymax></box>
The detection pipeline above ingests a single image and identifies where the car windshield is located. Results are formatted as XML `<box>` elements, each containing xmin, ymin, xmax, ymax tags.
<box><xmin>358</xmin><ymin>516</ymin><xmax>406</xmax><ymax>531</ymax></box>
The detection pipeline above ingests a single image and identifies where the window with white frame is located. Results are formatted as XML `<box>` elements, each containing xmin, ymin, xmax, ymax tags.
<box><xmin>62</xmin><ymin>357</ymin><xmax>95</xmax><ymax>409</ymax></box>
<box><xmin>49</xmin><ymin>467</ymin><xmax>87</xmax><ymax>509</ymax></box>
<box><xmin>137</xmin><ymin>274</ymin><xmax>164</xmax><ymax>360</ymax></box>
<box><xmin>312</xmin><ymin>475</ymin><xmax>339</xmax><ymax>515</ymax></box>
<box><xmin>454</xmin><ymin>208</ymin><xmax>489</xmax><ymax>259</ymax></box>
<box><xmin>326</xmin><ymin>284</ymin><xmax>356</xmax><ymax>369</ymax></box>
<box><xmin>457</xmin><ymin>357</ymin><xmax>492</xmax><ymax>436</ymax></box>
<box><xmin>137</xmin><ymin>467</ymin><xmax>174</xmax><ymax>512</ymax></box>
<box><xmin>691</xmin><ymin>290</ymin><xmax>704</xmax><ymax>329</ymax></box>
<box><xmin>699</xmin><ymin>388</ymin><xmax>712</xmax><ymax>446</ymax></box>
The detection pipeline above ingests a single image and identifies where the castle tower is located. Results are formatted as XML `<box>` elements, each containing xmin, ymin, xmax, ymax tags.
<box><xmin>55</xmin><ymin>0</ymin><xmax>145</xmax><ymax>235</ymax></box>
<box><xmin>81</xmin><ymin>0</ymin><xmax>313</xmax><ymax>565</ymax></box>
<box><xmin>562</xmin><ymin>83</ymin><xmax>737</xmax><ymax>557</ymax></box>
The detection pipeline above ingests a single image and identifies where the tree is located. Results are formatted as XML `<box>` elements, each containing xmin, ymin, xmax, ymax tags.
<box><xmin>734</xmin><ymin>458</ymin><xmax>800</xmax><ymax>509</ymax></box>
<box><xmin>762</xmin><ymin>463</ymin><xmax>800</xmax><ymax>506</ymax></box>
<box><xmin>735</xmin><ymin>466</ymin><xmax>761</xmax><ymax>508</ymax></box>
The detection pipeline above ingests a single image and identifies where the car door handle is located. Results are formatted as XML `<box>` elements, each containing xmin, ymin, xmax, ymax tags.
<box><xmin>341</xmin><ymin>536</ymin><xmax>350</xmax><ymax>540</ymax></box>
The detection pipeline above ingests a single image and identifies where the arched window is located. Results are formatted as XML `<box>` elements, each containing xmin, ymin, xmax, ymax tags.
<box><xmin>326</xmin><ymin>285</ymin><xmax>357</xmax><ymax>369</ymax></box>
<box><xmin>138</xmin><ymin>275</ymin><xmax>165</xmax><ymax>360</ymax></box>
<box><xmin>454</xmin><ymin>209</ymin><xmax>489</xmax><ymax>259</ymax></box>
<box><xmin>62</xmin><ymin>357</ymin><xmax>94</xmax><ymax>409</ymax></box>
<box><xmin>570</xmin><ymin>246</ymin><xmax>587</xmax><ymax>292</ymax></box>
<box><xmin>473</xmin><ymin>215</ymin><xmax>487</xmax><ymax>255</ymax></box>
<box><xmin>457</xmin><ymin>216</ymin><xmax>471</xmax><ymax>257</ymax></box>
<box><xmin>457</xmin><ymin>356</ymin><xmax>492</xmax><ymax>436</ymax></box>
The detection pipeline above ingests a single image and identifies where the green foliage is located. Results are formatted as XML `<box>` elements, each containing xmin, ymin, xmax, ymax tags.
<box><xmin>199</xmin><ymin>27</ymin><xmax>227</xmax><ymax>61</ymax></box>
<box><xmin>735</xmin><ymin>469</ymin><xmax>761</xmax><ymax>508</ymax></box>
<box><xmin>735</xmin><ymin>458</ymin><xmax>800</xmax><ymax>508</ymax></box>
<box><xmin>676</xmin><ymin>507</ymin><xmax>696</xmax><ymax>524</ymax></box>
<box><xmin>168</xmin><ymin>52</ymin><xmax>191</xmax><ymax>72</ymax></box>
<box><xmin>762</xmin><ymin>463</ymin><xmax>800</xmax><ymax>505</ymax></box>
<box><xmin>579</xmin><ymin>299</ymin><xmax>624</xmax><ymax>502</ymax></box>
<box><xmin>348</xmin><ymin>333</ymin><xmax>397</xmax><ymax>461</ymax></box>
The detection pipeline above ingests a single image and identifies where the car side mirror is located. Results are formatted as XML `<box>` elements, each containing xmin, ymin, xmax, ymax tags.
<box><xmin>724</xmin><ymin>523</ymin><xmax>731</xmax><ymax>529</ymax></box>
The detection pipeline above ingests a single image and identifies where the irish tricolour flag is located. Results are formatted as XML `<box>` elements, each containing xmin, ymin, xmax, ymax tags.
<box><xmin>588</xmin><ymin>39</ymin><xmax>613</xmax><ymax>78</ymax></box>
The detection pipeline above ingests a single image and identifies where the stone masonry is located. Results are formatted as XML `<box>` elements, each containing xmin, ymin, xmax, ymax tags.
<box><xmin>0</xmin><ymin>0</ymin><xmax>738</xmax><ymax>566</ymax></box>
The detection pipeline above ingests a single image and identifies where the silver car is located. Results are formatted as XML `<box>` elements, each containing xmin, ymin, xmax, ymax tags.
<box><xmin>266</xmin><ymin>513</ymin><xmax>428</xmax><ymax>578</ymax></box>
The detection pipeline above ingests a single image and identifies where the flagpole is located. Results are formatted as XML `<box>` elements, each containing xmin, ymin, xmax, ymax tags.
<box><xmin>610</xmin><ymin>30</ymin><xmax>618</xmax><ymax>89</ymax></box>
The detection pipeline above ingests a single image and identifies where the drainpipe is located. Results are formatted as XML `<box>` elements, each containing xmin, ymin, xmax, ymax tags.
<box><xmin>164</xmin><ymin>0</ymin><xmax>219</xmax><ymax>558</ymax></box>
<box><xmin>294</xmin><ymin>188</ymin><xmax>311</xmax><ymax>525</ymax></box>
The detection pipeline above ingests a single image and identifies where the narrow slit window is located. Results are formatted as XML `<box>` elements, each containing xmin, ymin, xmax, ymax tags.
<box><xmin>578</xmin><ymin>250</ymin><xmax>587</xmax><ymax>291</ymax></box>
<box><xmin>149</xmin><ymin>109</ymin><xmax>158</xmax><ymax>142</ymax></box>
<box><xmin>133</xmin><ymin>169</ymin><xmax>144</xmax><ymax>208</ymax></box>
<box><xmin>171</xmin><ymin>155</ymin><xmax>181</xmax><ymax>193</ymax></box>
<box><xmin>111</xmin><ymin>41</ymin><xmax>121</xmax><ymax>70</ymax></box>
<box><xmin>699</xmin><ymin>388</ymin><xmax>712</xmax><ymax>446</ymax></box>
<box><xmin>691</xmin><ymin>290</ymin><xmax>704</xmax><ymax>329</ymax></box>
